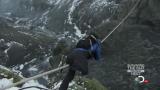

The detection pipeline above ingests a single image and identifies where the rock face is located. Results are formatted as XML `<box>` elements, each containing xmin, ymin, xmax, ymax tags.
<box><xmin>6</xmin><ymin>42</ymin><xmax>26</xmax><ymax>66</ymax></box>
<box><xmin>0</xmin><ymin>0</ymin><xmax>160</xmax><ymax>90</ymax></box>
<box><xmin>0</xmin><ymin>39</ymin><xmax>8</xmax><ymax>65</ymax></box>
<box><xmin>89</xmin><ymin>0</ymin><xmax>160</xmax><ymax>90</ymax></box>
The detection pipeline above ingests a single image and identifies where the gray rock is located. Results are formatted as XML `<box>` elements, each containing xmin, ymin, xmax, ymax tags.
<box><xmin>6</xmin><ymin>42</ymin><xmax>27</xmax><ymax>66</ymax></box>
<box><xmin>0</xmin><ymin>39</ymin><xmax>8</xmax><ymax>65</ymax></box>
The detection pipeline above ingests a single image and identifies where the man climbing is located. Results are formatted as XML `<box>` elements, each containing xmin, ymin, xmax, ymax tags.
<box><xmin>59</xmin><ymin>33</ymin><xmax>101</xmax><ymax>90</ymax></box>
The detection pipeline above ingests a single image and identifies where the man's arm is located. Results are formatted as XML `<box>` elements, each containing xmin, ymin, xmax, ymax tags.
<box><xmin>93</xmin><ymin>40</ymin><xmax>101</xmax><ymax>60</ymax></box>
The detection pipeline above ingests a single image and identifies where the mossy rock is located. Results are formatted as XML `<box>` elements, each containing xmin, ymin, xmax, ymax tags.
<box><xmin>73</xmin><ymin>77</ymin><xmax>107</xmax><ymax>90</ymax></box>
<box><xmin>83</xmin><ymin>78</ymin><xmax>107</xmax><ymax>90</ymax></box>
<box><xmin>0</xmin><ymin>65</ymin><xmax>23</xmax><ymax>83</ymax></box>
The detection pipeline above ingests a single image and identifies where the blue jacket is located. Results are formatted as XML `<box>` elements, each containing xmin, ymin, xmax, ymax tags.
<box><xmin>66</xmin><ymin>39</ymin><xmax>101</xmax><ymax>75</ymax></box>
<box><xmin>75</xmin><ymin>39</ymin><xmax>101</xmax><ymax>60</ymax></box>
<box><xmin>90</xmin><ymin>40</ymin><xmax>101</xmax><ymax>60</ymax></box>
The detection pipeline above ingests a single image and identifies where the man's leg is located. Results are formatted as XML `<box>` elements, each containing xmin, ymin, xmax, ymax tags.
<box><xmin>59</xmin><ymin>69</ymin><xmax>75</xmax><ymax>90</ymax></box>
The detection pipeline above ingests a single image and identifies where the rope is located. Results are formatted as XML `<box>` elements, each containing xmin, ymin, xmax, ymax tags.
<box><xmin>101</xmin><ymin>0</ymin><xmax>140</xmax><ymax>43</ymax></box>
<box><xmin>18</xmin><ymin>86</ymin><xmax>48</xmax><ymax>90</ymax></box>
<box><xmin>1</xmin><ymin>0</ymin><xmax>140</xmax><ymax>90</ymax></box>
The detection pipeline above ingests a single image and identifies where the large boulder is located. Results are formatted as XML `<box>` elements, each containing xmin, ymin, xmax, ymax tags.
<box><xmin>6</xmin><ymin>42</ymin><xmax>27</xmax><ymax>66</ymax></box>
<box><xmin>0</xmin><ymin>39</ymin><xmax>8</xmax><ymax>65</ymax></box>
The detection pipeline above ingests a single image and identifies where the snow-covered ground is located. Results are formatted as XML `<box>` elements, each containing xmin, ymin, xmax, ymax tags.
<box><xmin>67</xmin><ymin>0</ymin><xmax>86</xmax><ymax>39</ymax></box>
<box><xmin>0</xmin><ymin>65</ymin><xmax>48</xmax><ymax>90</ymax></box>
<box><xmin>0</xmin><ymin>78</ymin><xmax>48</xmax><ymax>90</ymax></box>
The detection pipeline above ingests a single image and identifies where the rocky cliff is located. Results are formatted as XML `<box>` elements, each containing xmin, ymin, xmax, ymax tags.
<box><xmin>0</xmin><ymin>0</ymin><xmax>160</xmax><ymax>90</ymax></box>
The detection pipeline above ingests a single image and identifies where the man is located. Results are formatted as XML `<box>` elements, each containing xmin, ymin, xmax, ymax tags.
<box><xmin>59</xmin><ymin>33</ymin><xmax>101</xmax><ymax>90</ymax></box>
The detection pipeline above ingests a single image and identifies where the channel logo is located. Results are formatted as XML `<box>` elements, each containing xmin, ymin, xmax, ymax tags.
<box><xmin>135</xmin><ymin>76</ymin><xmax>149</xmax><ymax>84</ymax></box>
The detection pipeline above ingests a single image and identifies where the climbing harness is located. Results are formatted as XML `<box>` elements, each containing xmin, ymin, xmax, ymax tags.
<box><xmin>1</xmin><ymin>0</ymin><xmax>140</xmax><ymax>90</ymax></box>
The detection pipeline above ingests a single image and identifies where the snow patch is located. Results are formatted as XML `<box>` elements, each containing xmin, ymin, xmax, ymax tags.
<box><xmin>18</xmin><ymin>31</ymin><xmax>33</xmax><ymax>36</ymax></box>
<box><xmin>90</xmin><ymin>0</ymin><xmax>115</xmax><ymax>9</ymax></box>
<box><xmin>67</xmin><ymin>0</ymin><xmax>82</xmax><ymax>24</ymax></box>
<box><xmin>0</xmin><ymin>78</ymin><xmax>48</xmax><ymax>90</ymax></box>
<box><xmin>7</xmin><ymin>41</ymin><xmax>24</xmax><ymax>47</ymax></box>
<box><xmin>74</xmin><ymin>25</ymin><xmax>86</xmax><ymax>38</ymax></box>
<box><xmin>55</xmin><ymin>0</ymin><xmax>62</xmax><ymax>5</ymax></box>
<box><xmin>12</xmin><ymin>67</ymin><xmax>24</xmax><ymax>78</ymax></box>
<box><xmin>69</xmin><ymin>81</ymin><xmax>76</xmax><ymax>86</ymax></box>
<box><xmin>6</xmin><ymin>87</ymin><xmax>20</xmax><ymax>90</ymax></box>
<box><xmin>0</xmin><ymin>78</ymin><xmax>19</xmax><ymax>90</ymax></box>
<box><xmin>0</xmin><ymin>65</ymin><xmax>11</xmax><ymax>72</ymax></box>
<box><xmin>5</xmin><ymin>41</ymin><xmax>24</xmax><ymax>54</ymax></box>
<box><xmin>67</xmin><ymin>0</ymin><xmax>86</xmax><ymax>39</ymax></box>
<box><xmin>19</xmin><ymin>64</ymin><xmax>24</xmax><ymax>70</ymax></box>
<box><xmin>39</xmin><ymin>10</ymin><xmax>49</xmax><ymax>27</ymax></box>
<box><xmin>28</xmin><ymin>67</ymin><xmax>38</xmax><ymax>72</ymax></box>
<box><xmin>48</xmin><ymin>0</ymin><xmax>62</xmax><ymax>5</ymax></box>
<box><xmin>48</xmin><ymin>0</ymin><xmax>70</xmax><ymax>9</ymax></box>
<box><xmin>57</xmin><ymin>31</ymin><xmax>69</xmax><ymax>41</ymax></box>
<box><xmin>0</xmin><ymin>78</ymin><xmax>12</xmax><ymax>89</ymax></box>
<box><xmin>4</xmin><ymin>12</ymin><xmax>12</xmax><ymax>16</ymax></box>
<box><xmin>15</xmin><ymin>18</ymin><xmax>29</xmax><ymax>24</ymax></box>
<box><xmin>24</xmin><ymin>58</ymin><xmax>37</xmax><ymax>65</ymax></box>
<box><xmin>53</xmin><ymin>81</ymin><xmax>62</xmax><ymax>89</ymax></box>
<box><xmin>53</xmin><ymin>81</ymin><xmax>76</xmax><ymax>89</ymax></box>
<box><xmin>22</xmin><ymin>80</ymin><xmax>47</xmax><ymax>90</ymax></box>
